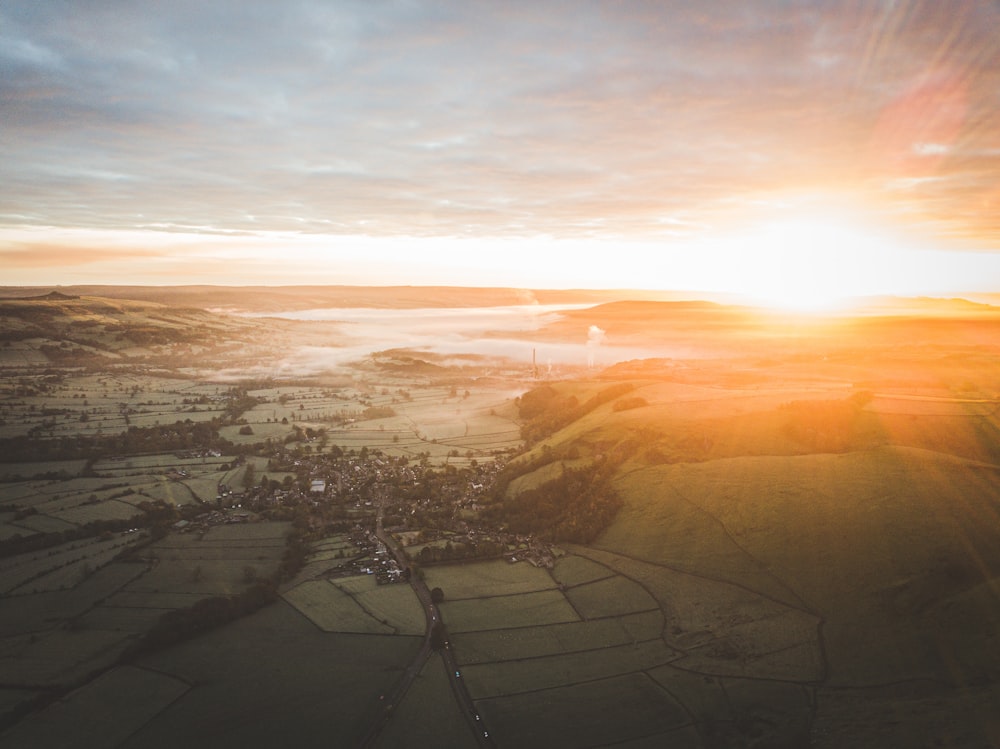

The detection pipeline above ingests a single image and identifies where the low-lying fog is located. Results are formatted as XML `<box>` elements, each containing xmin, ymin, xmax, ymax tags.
<box><xmin>241</xmin><ymin>304</ymin><xmax>678</xmax><ymax>374</ymax></box>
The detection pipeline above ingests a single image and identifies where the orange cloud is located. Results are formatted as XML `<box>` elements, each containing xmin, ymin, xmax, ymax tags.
<box><xmin>0</xmin><ymin>242</ymin><xmax>165</xmax><ymax>267</ymax></box>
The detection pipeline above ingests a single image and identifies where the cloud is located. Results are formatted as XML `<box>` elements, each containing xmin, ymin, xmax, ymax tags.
<box><xmin>0</xmin><ymin>241</ymin><xmax>165</xmax><ymax>268</ymax></box>
<box><xmin>1</xmin><ymin>0</ymin><xmax>999</xmax><ymax>286</ymax></box>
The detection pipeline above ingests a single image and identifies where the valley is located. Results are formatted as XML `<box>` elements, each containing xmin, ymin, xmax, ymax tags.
<box><xmin>0</xmin><ymin>287</ymin><xmax>998</xmax><ymax>748</ymax></box>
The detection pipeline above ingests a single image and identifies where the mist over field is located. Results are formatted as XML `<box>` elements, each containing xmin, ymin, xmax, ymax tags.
<box><xmin>249</xmin><ymin>304</ymin><xmax>666</xmax><ymax>374</ymax></box>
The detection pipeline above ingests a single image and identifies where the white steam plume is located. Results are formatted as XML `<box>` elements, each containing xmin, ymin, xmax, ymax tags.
<box><xmin>586</xmin><ymin>325</ymin><xmax>606</xmax><ymax>368</ymax></box>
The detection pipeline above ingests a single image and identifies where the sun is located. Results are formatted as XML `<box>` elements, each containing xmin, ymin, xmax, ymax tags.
<box><xmin>734</xmin><ymin>213</ymin><xmax>903</xmax><ymax>312</ymax></box>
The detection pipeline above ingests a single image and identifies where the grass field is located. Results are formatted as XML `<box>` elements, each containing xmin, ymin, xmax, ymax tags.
<box><xmin>461</xmin><ymin>639</ymin><xmax>679</xmax><ymax>699</ymax></box>
<box><xmin>0</xmin><ymin>627</ymin><xmax>134</xmax><ymax>687</ymax></box>
<box><xmin>596</xmin><ymin>445</ymin><xmax>1000</xmax><ymax>685</ymax></box>
<box><xmin>0</xmin><ymin>460</ymin><xmax>88</xmax><ymax>481</ymax></box>
<box><xmin>476</xmin><ymin>673</ymin><xmax>695</xmax><ymax>749</ymax></box>
<box><xmin>453</xmin><ymin>611</ymin><xmax>663</xmax><ymax>664</ymax></box>
<box><xmin>424</xmin><ymin>551</ymin><xmax>707</xmax><ymax>743</ymax></box>
<box><xmin>563</xmin><ymin>575</ymin><xmax>658</xmax><ymax>619</ymax></box>
<box><xmin>440</xmin><ymin>589</ymin><xmax>579</xmax><ymax>633</ymax></box>
<box><xmin>283</xmin><ymin>579</ymin><xmax>395</xmax><ymax>635</ymax></box>
<box><xmin>422</xmin><ymin>560</ymin><xmax>558</xmax><ymax>599</ymax></box>
<box><xmin>3</xmin><ymin>513</ymin><xmax>76</xmax><ymax>535</ymax></box>
<box><xmin>570</xmin><ymin>546</ymin><xmax>824</xmax><ymax>682</ymax></box>
<box><xmin>118</xmin><ymin>527</ymin><xmax>287</xmax><ymax>600</ymax></box>
<box><xmin>332</xmin><ymin>576</ymin><xmax>427</xmax><ymax>636</ymax></box>
<box><xmin>550</xmin><ymin>554</ymin><xmax>615</xmax><ymax>587</ymax></box>
<box><xmin>119</xmin><ymin>601</ymin><xmax>421</xmax><ymax>749</ymax></box>
<box><xmin>376</xmin><ymin>653</ymin><xmax>478</xmax><ymax>749</ymax></box>
<box><xmin>0</xmin><ymin>562</ymin><xmax>150</xmax><ymax>637</ymax></box>
<box><xmin>0</xmin><ymin>534</ymin><xmax>144</xmax><ymax>595</ymax></box>
<box><xmin>0</xmin><ymin>665</ymin><xmax>190</xmax><ymax>749</ymax></box>
<box><xmin>310</xmin><ymin>535</ymin><xmax>354</xmax><ymax>553</ymax></box>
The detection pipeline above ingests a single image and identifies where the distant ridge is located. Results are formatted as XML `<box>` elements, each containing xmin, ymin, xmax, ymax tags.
<box><xmin>0</xmin><ymin>285</ymin><xmax>723</xmax><ymax>312</ymax></box>
<box><xmin>4</xmin><ymin>290</ymin><xmax>81</xmax><ymax>301</ymax></box>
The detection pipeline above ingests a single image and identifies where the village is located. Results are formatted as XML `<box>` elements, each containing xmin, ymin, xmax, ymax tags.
<box><xmin>169</xmin><ymin>442</ymin><xmax>558</xmax><ymax>582</ymax></box>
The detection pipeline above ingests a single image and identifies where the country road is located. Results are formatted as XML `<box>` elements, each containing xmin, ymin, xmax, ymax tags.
<box><xmin>360</xmin><ymin>504</ymin><xmax>494</xmax><ymax>748</ymax></box>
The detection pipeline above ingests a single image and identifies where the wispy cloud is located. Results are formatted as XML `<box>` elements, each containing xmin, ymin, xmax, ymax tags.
<box><xmin>0</xmin><ymin>242</ymin><xmax>162</xmax><ymax>268</ymax></box>
<box><xmin>1</xmin><ymin>1</ymin><xmax>999</xmax><ymax>287</ymax></box>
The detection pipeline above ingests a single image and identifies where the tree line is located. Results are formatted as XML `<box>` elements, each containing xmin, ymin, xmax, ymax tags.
<box><xmin>517</xmin><ymin>382</ymin><xmax>636</xmax><ymax>445</ymax></box>
<box><xmin>484</xmin><ymin>459</ymin><xmax>623</xmax><ymax>545</ymax></box>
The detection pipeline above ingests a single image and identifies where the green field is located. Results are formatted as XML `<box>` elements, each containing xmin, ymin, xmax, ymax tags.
<box><xmin>461</xmin><ymin>639</ymin><xmax>679</xmax><ymax>699</ymax></box>
<box><xmin>550</xmin><ymin>552</ymin><xmax>614</xmax><ymax>587</ymax></box>
<box><xmin>0</xmin><ymin>628</ymin><xmax>134</xmax><ymax>687</ymax></box>
<box><xmin>423</xmin><ymin>560</ymin><xmax>557</xmax><ymax>599</ymax></box>
<box><xmin>570</xmin><ymin>546</ymin><xmax>824</xmax><ymax>682</ymax></box>
<box><xmin>332</xmin><ymin>575</ymin><xmax>428</xmax><ymax>635</ymax></box>
<box><xmin>593</xmin><ymin>446</ymin><xmax>1000</xmax><ymax>687</ymax></box>
<box><xmin>376</xmin><ymin>653</ymin><xmax>478</xmax><ymax>749</ymax></box>
<box><xmin>453</xmin><ymin>611</ymin><xmax>663</xmax><ymax>664</ymax></box>
<box><xmin>440</xmin><ymin>589</ymin><xmax>579</xmax><ymax>633</ymax></box>
<box><xmin>0</xmin><ymin>666</ymin><xmax>190</xmax><ymax>748</ymax></box>
<box><xmin>119</xmin><ymin>601</ymin><xmax>422</xmax><ymax>749</ymax></box>
<box><xmin>0</xmin><ymin>534</ymin><xmax>145</xmax><ymax>595</ymax></box>
<box><xmin>477</xmin><ymin>673</ymin><xmax>695</xmax><ymax>749</ymax></box>
<box><xmin>562</xmin><ymin>575</ymin><xmax>658</xmax><ymax>619</ymax></box>
<box><xmin>116</xmin><ymin>525</ymin><xmax>288</xmax><ymax>600</ymax></box>
<box><xmin>283</xmin><ymin>579</ymin><xmax>394</xmax><ymax>634</ymax></box>
<box><xmin>0</xmin><ymin>460</ymin><xmax>88</xmax><ymax>480</ymax></box>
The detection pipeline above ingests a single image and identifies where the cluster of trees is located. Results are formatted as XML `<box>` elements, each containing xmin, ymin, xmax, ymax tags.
<box><xmin>222</xmin><ymin>387</ymin><xmax>261</xmax><ymax>421</ymax></box>
<box><xmin>361</xmin><ymin>405</ymin><xmax>396</xmax><ymax>420</ymax></box>
<box><xmin>0</xmin><ymin>496</ymin><xmax>195</xmax><ymax>560</ymax></box>
<box><xmin>38</xmin><ymin>344</ymin><xmax>109</xmax><ymax>366</ymax></box>
<box><xmin>122</xmin><ymin>580</ymin><xmax>279</xmax><ymax>661</ymax></box>
<box><xmin>0</xmin><ymin>516</ymin><xmax>134</xmax><ymax>559</ymax></box>
<box><xmin>0</xmin><ymin>419</ymin><xmax>238</xmax><ymax>463</ymax></box>
<box><xmin>517</xmin><ymin>383</ymin><xmax>636</xmax><ymax>444</ymax></box>
<box><xmin>414</xmin><ymin>537</ymin><xmax>505</xmax><ymax>564</ymax></box>
<box><xmin>484</xmin><ymin>460</ymin><xmax>623</xmax><ymax>544</ymax></box>
<box><xmin>612</xmin><ymin>396</ymin><xmax>648</xmax><ymax>412</ymax></box>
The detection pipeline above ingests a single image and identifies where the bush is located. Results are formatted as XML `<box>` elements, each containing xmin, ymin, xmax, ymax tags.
<box><xmin>612</xmin><ymin>397</ymin><xmax>647</xmax><ymax>411</ymax></box>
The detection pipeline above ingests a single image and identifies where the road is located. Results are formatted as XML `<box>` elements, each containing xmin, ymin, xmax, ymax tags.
<box><xmin>360</xmin><ymin>506</ymin><xmax>494</xmax><ymax>748</ymax></box>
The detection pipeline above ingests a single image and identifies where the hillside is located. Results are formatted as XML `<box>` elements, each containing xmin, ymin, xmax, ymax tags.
<box><xmin>0</xmin><ymin>294</ymin><xmax>349</xmax><ymax>375</ymax></box>
<box><xmin>495</xmin><ymin>370</ymin><xmax>1000</xmax><ymax>747</ymax></box>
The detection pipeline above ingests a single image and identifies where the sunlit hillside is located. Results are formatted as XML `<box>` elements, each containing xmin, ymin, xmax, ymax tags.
<box><xmin>494</xmin><ymin>340</ymin><xmax>1000</xmax><ymax>745</ymax></box>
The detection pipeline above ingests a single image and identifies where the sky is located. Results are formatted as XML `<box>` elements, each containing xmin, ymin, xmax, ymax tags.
<box><xmin>3</xmin><ymin>0</ymin><xmax>1000</xmax><ymax>302</ymax></box>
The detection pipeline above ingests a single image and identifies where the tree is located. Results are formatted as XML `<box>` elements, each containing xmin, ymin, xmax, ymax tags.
<box><xmin>430</xmin><ymin>621</ymin><xmax>448</xmax><ymax>650</ymax></box>
<box><xmin>430</xmin><ymin>587</ymin><xmax>445</xmax><ymax>604</ymax></box>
